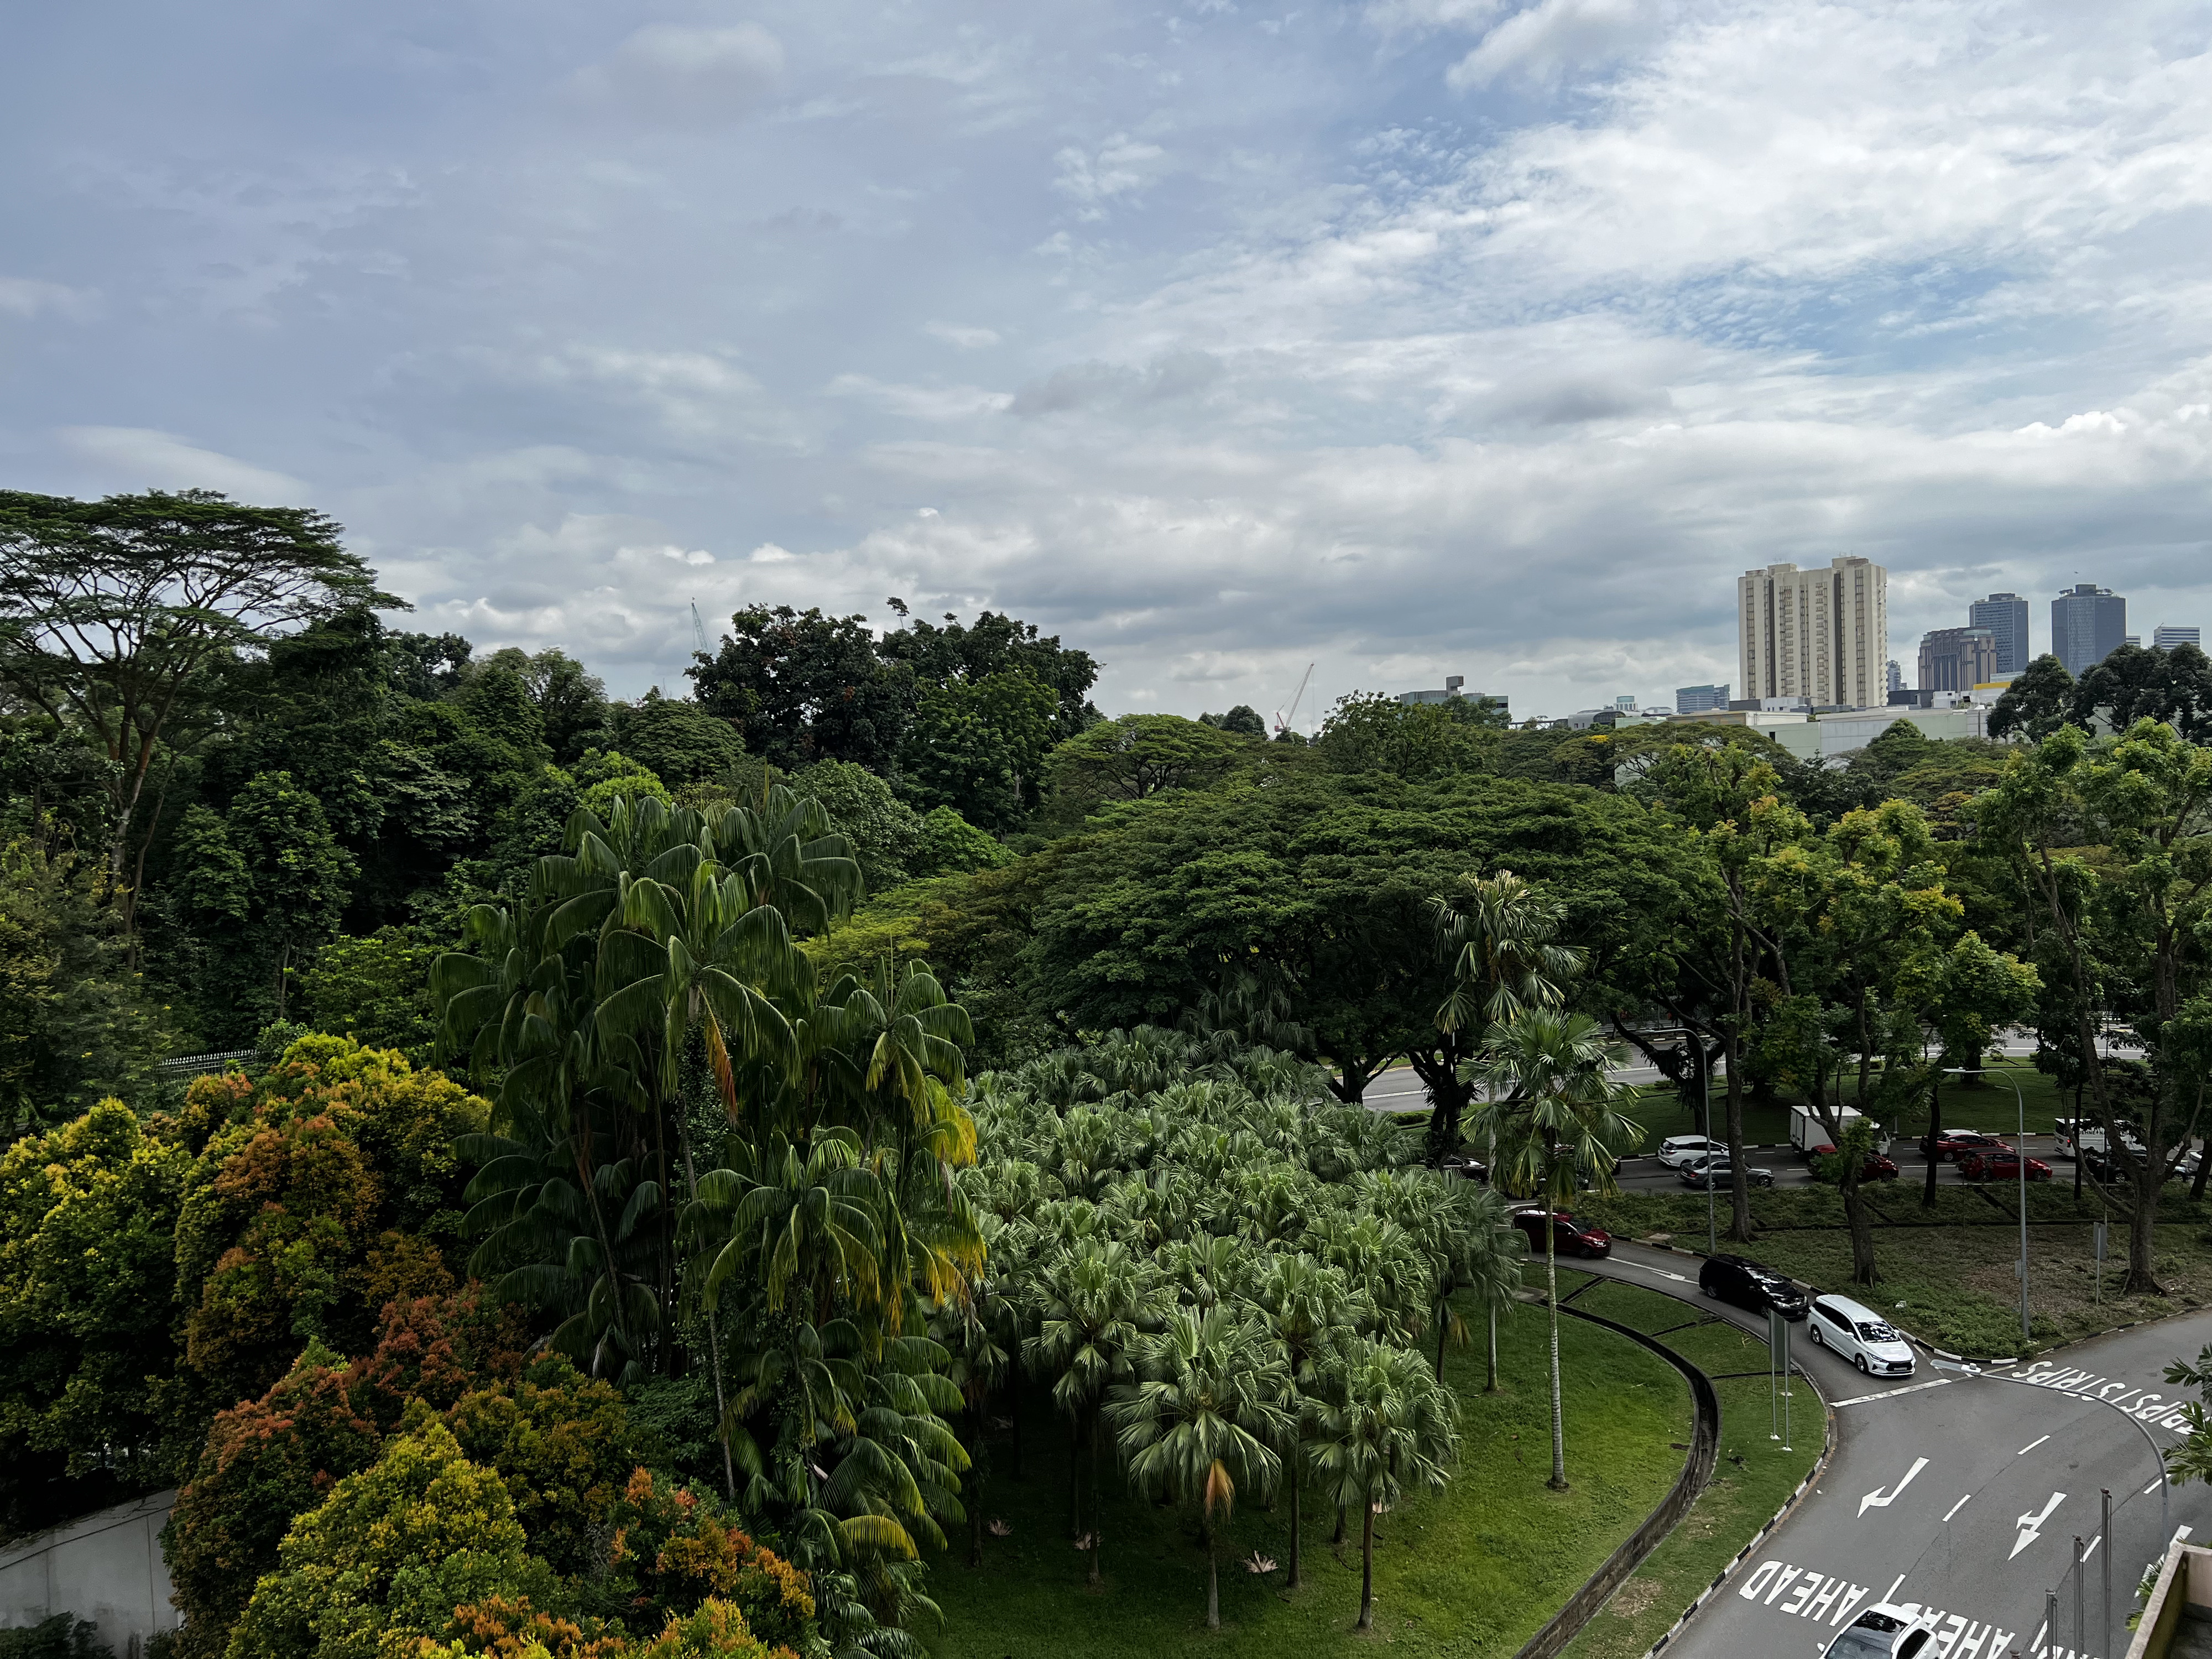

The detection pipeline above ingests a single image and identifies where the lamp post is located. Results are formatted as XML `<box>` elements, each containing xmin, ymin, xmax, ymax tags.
<box><xmin>1947</xmin><ymin>1063</ymin><xmax>2030</xmax><ymax>1346</ymax></box>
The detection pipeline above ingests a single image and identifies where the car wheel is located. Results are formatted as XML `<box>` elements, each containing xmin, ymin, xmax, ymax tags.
<box><xmin>1809</xmin><ymin>1323</ymin><xmax>1823</xmax><ymax>1347</ymax></box>
<box><xmin>1855</xmin><ymin>1353</ymin><xmax>1869</xmax><ymax>1374</ymax></box>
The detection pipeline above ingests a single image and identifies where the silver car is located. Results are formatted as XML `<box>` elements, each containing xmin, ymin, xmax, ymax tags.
<box><xmin>1823</xmin><ymin>1602</ymin><xmax>1939</xmax><ymax>1658</ymax></box>
<box><xmin>1657</xmin><ymin>1134</ymin><xmax>1722</xmax><ymax>1170</ymax></box>
<box><xmin>1808</xmin><ymin>1293</ymin><xmax>1916</xmax><ymax>1378</ymax></box>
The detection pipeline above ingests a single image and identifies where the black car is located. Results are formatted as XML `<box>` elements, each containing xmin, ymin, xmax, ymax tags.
<box><xmin>1698</xmin><ymin>1253</ymin><xmax>1808</xmax><ymax>1321</ymax></box>
<box><xmin>1434</xmin><ymin>1152</ymin><xmax>1489</xmax><ymax>1183</ymax></box>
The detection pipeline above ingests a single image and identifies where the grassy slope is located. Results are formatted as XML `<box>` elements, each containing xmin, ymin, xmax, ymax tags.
<box><xmin>927</xmin><ymin>1288</ymin><xmax>1689</xmax><ymax>1659</ymax></box>
<box><xmin>1556</xmin><ymin>1280</ymin><xmax>1824</xmax><ymax>1659</ymax></box>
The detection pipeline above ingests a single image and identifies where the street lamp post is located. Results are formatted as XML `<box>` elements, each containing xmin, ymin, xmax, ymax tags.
<box><xmin>1947</xmin><ymin>1064</ymin><xmax>2030</xmax><ymax>1347</ymax></box>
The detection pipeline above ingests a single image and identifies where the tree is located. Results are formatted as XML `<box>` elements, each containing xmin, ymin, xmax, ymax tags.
<box><xmin>1023</xmin><ymin>1237</ymin><xmax>1162</xmax><ymax>1584</ymax></box>
<box><xmin>1989</xmin><ymin>654</ymin><xmax>2074</xmax><ymax>743</ymax></box>
<box><xmin>1423</xmin><ymin>869</ymin><xmax>1583</xmax><ymax>1161</ymax></box>
<box><xmin>1110</xmin><ymin>1306</ymin><xmax>1291</xmax><ymax>1630</ymax></box>
<box><xmin>1309</xmin><ymin>1337</ymin><xmax>1459</xmax><ymax>1631</ymax></box>
<box><xmin>691</xmin><ymin>606</ymin><xmax>914</xmax><ymax>773</ymax></box>
<box><xmin>0</xmin><ymin>489</ymin><xmax>390</xmax><ymax>896</ymax></box>
<box><xmin>1244</xmin><ymin>1254</ymin><xmax>1365</xmax><ymax>1589</ymax></box>
<box><xmin>902</xmin><ymin>672</ymin><xmax>1057</xmax><ymax>830</ymax></box>
<box><xmin>875</xmin><ymin>606</ymin><xmax>1101</xmax><ymax>742</ymax></box>
<box><xmin>471</xmin><ymin>646</ymin><xmax>608</xmax><ymax>764</ymax></box>
<box><xmin>1470</xmin><ymin>1010</ymin><xmax>1639</xmax><ymax>1490</ymax></box>
<box><xmin>1313</xmin><ymin>692</ymin><xmax>1504</xmax><ymax>781</ymax></box>
<box><xmin>1040</xmin><ymin>714</ymin><xmax>1249</xmax><ymax>807</ymax></box>
<box><xmin>607</xmin><ymin>694</ymin><xmax>747</xmax><ymax>789</ymax></box>
<box><xmin>789</xmin><ymin>760</ymin><xmax>923</xmax><ymax>891</ymax></box>
<box><xmin>0</xmin><ymin>1098</ymin><xmax>190</xmax><ymax>1532</ymax></box>
<box><xmin>2065</xmin><ymin>641</ymin><xmax>2212</xmax><ymax>740</ymax></box>
<box><xmin>1199</xmin><ymin>705</ymin><xmax>1267</xmax><ymax>739</ymax></box>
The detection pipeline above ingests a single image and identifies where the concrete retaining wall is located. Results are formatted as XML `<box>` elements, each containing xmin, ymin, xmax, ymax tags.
<box><xmin>0</xmin><ymin>1490</ymin><xmax>179</xmax><ymax>1656</ymax></box>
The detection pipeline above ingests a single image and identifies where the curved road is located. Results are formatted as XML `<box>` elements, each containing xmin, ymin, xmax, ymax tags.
<box><xmin>1578</xmin><ymin>1242</ymin><xmax>2212</xmax><ymax>1659</ymax></box>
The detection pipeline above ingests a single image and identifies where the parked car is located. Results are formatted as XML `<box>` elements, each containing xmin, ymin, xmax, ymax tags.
<box><xmin>1698</xmin><ymin>1253</ymin><xmax>1808</xmax><ymax>1320</ymax></box>
<box><xmin>1807</xmin><ymin>1293</ymin><xmax>1916</xmax><ymax>1377</ymax></box>
<box><xmin>1435</xmin><ymin>1151</ymin><xmax>1489</xmax><ymax>1183</ymax></box>
<box><xmin>1509</xmin><ymin>1207</ymin><xmax>1612</xmax><ymax>1259</ymax></box>
<box><xmin>2056</xmin><ymin>1117</ymin><xmax>2147</xmax><ymax>1160</ymax></box>
<box><xmin>1960</xmin><ymin>1149</ymin><xmax>2053</xmax><ymax>1182</ymax></box>
<box><xmin>1656</xmin><ymin>1134</ymin><xmax>1723</xmax><ymax>1170</ymax></box>
<box><xmin>1811</xmin><ymin>1144</ymin><xmax>1900</xmax><ymax>1182</ymax></box>
<box><xmin>1823</xmin><ymin>1604</ymin><xmax>1939</xmax><ymax>1658</ymax></box>
<box><xmin>1929</xmin><ymin>1129</ymin><xmax>2007</xmax><ymax>1163</ymax></box>
<box><xmin>1680</xmin><ymin>1156</ymin><xmax>1773</xmax><ymax>1190</ymax></box>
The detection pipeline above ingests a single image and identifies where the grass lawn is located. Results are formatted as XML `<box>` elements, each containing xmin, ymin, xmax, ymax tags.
<box><xmin>1571</xmin><ymin>1180</ymin><xmax>2212</xmax><ymax>1358</ymax></box>
<box><xmin>1554</xmin><ymin>1280</ymin><xmax>1824</xmax><ymax>1659</ymax></box>
<box><xmin>926</xmin><ymin>1288</ymin><xmax>1692</xmax><ymax>1659</ymax></box>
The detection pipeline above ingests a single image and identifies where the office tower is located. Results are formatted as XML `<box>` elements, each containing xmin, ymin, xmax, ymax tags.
<box><xmin>1613</xmin><ymin>694</ymin><xmax>1638</xmax><ymax>711</ymax></box>
<box><xmin>2125</xmin><ymin>635</ymin><xmax>2141</xmax><ymax>650</ymax></box>
<box><xmin>2051</xmin><ymin>584</ymin><xmax>2127</xmax><ymax>675</ymax></box>
<box><xmin>2155</xmin><ymin>625</ymin><xmax>2201</xmax><ymax>651</ymax></box>
<box><xmin>1918</xmin><ymin>627</ymin><xmax>2000</xmax><ymax>693</ymax></box>
<box><xmin>1885</xmin><ymin>660</ymin><xmax>1903</xmax><ymax>696</ymax></box>
<box><xmin>1968</xmin><ymin>593</ymin><xmax>2031</xmax><ymax>676</ymax></box>
<box><xmin>1738</xmin><ymin>556</ymin><xmax>1888</xmax><ymax>708</ymax></box>
<box><xmin>1674</xmin><ymin>683</ymin><xmax>1730</xmax><ymax>713</ymax></box>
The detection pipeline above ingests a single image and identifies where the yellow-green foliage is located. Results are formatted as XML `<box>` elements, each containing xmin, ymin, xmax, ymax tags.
<box><xmin>0</xmin><ymin>1098</ymin><xmax>191</xmax><ymax>1480</ymax></box>
<box><xmin>227</xmin><ymin>1416</ymin><xmax>545</xmax><ymax>1659</ymax></box>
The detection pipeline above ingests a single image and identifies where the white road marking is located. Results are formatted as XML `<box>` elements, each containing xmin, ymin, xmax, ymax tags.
<box><xmin>2012</xmin><ymin>1491</ymin><xmax>2067</xmax><ymax>1560</ymax></box>
<box><xmin>1613</xmin><ymin>1259</ymin><xmax>1693</xmax><ymax>1284</ymax></box>
<box><xmin>2018</xmin><ymin>1433</ymin><xmax>2049</xmax><ymax>1454</ymax></box>
<box><xmin>1833</xmin><ymin>1378</ymin><xmax>1953</xmax><ymax>1407</ymax></box>
<box><xmin>2083</xmin><ymin>1532</ymin><xmax>2102</xmax><ymax>1561</ymax></box>
<box><xmin>1943</xmin><ymin>1494</ymin><xmax>1970</xmax><ymax>1524</ymax></box>
<box><xmin>1860</xmin><ymin>1457</ymin><xmax>1931</xmax><ymax>1516</ymax></box>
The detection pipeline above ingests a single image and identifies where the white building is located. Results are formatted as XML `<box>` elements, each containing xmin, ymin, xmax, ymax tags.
<box><xmin>1738</xmin><ymin>556</ymin><xmax>1889</xmax><ymax>712</ymax></box>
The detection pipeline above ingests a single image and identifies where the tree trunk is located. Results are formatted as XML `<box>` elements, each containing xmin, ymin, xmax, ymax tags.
<box><xmin>1009</xmin><ymin>1383</ymin><xmax>1023</xmax><ymax>1480</ymax></box>
<box><xmin>1840</xmin><ymin>1167</ymin><xmax>1877</xmax><ymax>1285</ymax></box>
<box><xmin>1288</xmin><ymin>1470</ymin><xmax>1302</xmax><ymax>1588</ymax></box>
<box><xmin>1087</xmin><ymin>1416</ymin><xmax>1103</xmax><ymax>1586</ymax></box>
<box><xmin>1358</xmin><ymin>1498</ymin><xmax>1376</xmax><ymax>1631</ymax></box>
<box><xmin>1546</xmin><ymin>1227</ymin><xmax>1567</xmax><ymax>1490</ymax></box>
<box><xmin>1435</xmin><ymin>1297</ymin><xmax>1448</xmax><ymax>1383</ymax></box>
<box><xmin>1070</xmin><ymin>1417</ymin><xmax>1083</xmax><ymax>1538</ymax></box>
<box><xmin>2193</xmin><ymin>1133</ymin><xmax>2211</xmax><ymax>1203</ymax></box>
<box><xmin>1721</xmin><ymin>1027</ymin><xmax>1752</xmax><ymax>1243</ymax></box>
<box><xmin>1205</xmin><ymin>1518</ymin><xmax>1219</xmax><ymax>1629</ymax></box>
<box><xmin>1485</xmin><ymin>1302</ymin><xmax>1498</xmax><ymax>1393</ymax></box>
<box><xmin>1332</xmin><ymin>1501</ymin><xmax>1345</xmax><ymax>1546</ymax></box>
<box><xmin>1923</xmin><ymin>1077</ymin><xmax>1941</xmax><ymax>1208</ymax></box>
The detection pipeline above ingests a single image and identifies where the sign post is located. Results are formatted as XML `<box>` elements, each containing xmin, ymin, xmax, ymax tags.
<box><xmin>1769</xmin><ymin>1307</ymin><xmax>1793</xmax><ymax>1451</ymax></box>
<box><xmin>2094</xmin><ymin>1220</ymin><xmax>2107</xmax><ymax>1305</ymax></box>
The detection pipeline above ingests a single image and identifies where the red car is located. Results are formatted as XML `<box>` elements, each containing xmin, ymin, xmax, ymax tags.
<box><xmin>1961</xmin><ymin>1150</ymin><xmax>2053</xmax><ymax>1183</ymax></box>
<box><xmin>1812</xmin><ymin>1145</ymin><xmax>1900</xmax><ymax>1182</ymax></box>
<box><xmin>1932</xmin><ymin>1129</ymin><xmax>2008</xmax><ymax>1163</ymax></box>
<box><xmin>1511</xmin><ymin>1207</ymin><xmax>1613</xmax><ymax>1260</ymax></box>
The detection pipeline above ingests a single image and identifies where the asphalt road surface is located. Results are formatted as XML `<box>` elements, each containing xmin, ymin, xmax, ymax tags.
<box><xmin>1575</xmin><ymin>1243</ymin><xmax>2212</xmax><ymax>1659</ymax></box>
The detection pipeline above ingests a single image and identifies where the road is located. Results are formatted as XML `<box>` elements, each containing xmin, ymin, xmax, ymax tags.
<box><xmin>1577</xmin><ymin>1242</ymin><xmax>2212</xmax><ymax>1659</ymax></box>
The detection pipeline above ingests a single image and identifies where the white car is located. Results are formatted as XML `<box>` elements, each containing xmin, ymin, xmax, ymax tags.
<box><xmin>1823</xmin><ymin>1603</ymin><xmax>1939</xmax><ymax>1658</ymax></box>
<box><xmin>1657</xmin><ymin>1134</ymin><xmax>1721</xmax><ymax>1170</ymax></box>
<box><xmin>1807</xmin><ymin>1293</ymin><xmax>1916</xmax><ymax>1378</ymax></box>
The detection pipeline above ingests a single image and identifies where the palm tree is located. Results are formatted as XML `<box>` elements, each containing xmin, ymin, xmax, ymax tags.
<box><xmin>1350</xmin><ymin>1170</ymin><xmax>1521</xmax><ymax>1386</ymax></box>
<box><xmin>1310</xmin><ymin>1338</ymin><xmax>1460</xmax><ymax>1631</ymax></box>
<box><xmin>1468</xmin><ymin>1009</ymin><xmax>1641</xmax><ymax>1490</ymax></box>
<box><xmin>1424</xmin><ymin>869</ymin><xmax>1584</xmax><ymax>1161</ymax></box>
<box><xmin>1110</xmin><ymin>1306</ymin><xmax>1292</xmax><ymax>1629</ymax></box>
<box><xmin>1245</xmin><ymin>1254</ymin><xmax>1366</xmax><ymax>1589</ymax></box>
<box><xmin>1022</xmin><ymin>1237</ymin><xmax>1162</xmax><ymax>1584</ymax></box>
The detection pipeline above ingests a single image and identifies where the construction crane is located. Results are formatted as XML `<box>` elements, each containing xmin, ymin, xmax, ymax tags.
<box><xmin>1274</xmin><ymin>662</ymin><xmax>1315</xmax><ymax>736</ymax></box>
<box><xmin>690</xmin><ymin>600</ymin><xmax>710</xmax><ymax>656</ymax></box>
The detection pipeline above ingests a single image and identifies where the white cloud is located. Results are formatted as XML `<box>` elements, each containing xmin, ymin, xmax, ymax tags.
<box><xmin>571</xmin><ymin>23</ymin><xmax>785</xmax><ymax>125</ymax></box>
<box><xmin>0</xmin><ymin>278</ymin><xmax>94</xmax><ymax>320</ymax></box>
<box><xmin>57</xmin><ymin>427</ymin><xmax>311</xmax><ymax>502</ymax></box>
<box><xmin>1052</xmin><ymin>134</ymin><xmax>1170</xmax><ymax>218</ymax></box>
<box><xmin>1447</xmin><ymin>0</ymin><xmax>1657</xmax><ymax>88</ymax></box>
<box><xmin>925</xmin><ymin>321</ymin><xmax>1003</xmax><ymax>348</ymax></box>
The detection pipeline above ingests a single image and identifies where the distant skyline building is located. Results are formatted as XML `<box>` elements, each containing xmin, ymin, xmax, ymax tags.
<box><xmin>1969</xmin><ymin>592</ymin><xmax>2031</xmax><ymax>676</ymax></box>
<box><xmin>1885</xmin><ymin>660</ymin><xmax>1904</xmax><ymax>697</ymax></box>
<box><xmin>2052</xmin><ymin>583</ymin><xmax>2127</xmax><ymax>676</ymax></box>
<box><xmin>2156</xmin><ymin>624</ymin><xmax>2201</xmax><ymax>651</ymax></box>
<box><xmin>1738</xmin><ymin>556</ymin><xmax>1888</xmax><ymax>710</ymax></box>
<box><xmin>1918</xmin><ymin>626</ymin><xmax>2000</xmax><ymax>694</ymax></box>
<box><xmin>1675</xmin><ymin>682</ymin><xmax>1730</xmax><ymax>713</ymax></box>
<box><xmin>1614</xmin><ymin>694</ymin><xmax>1637</xmax><ymax>710</ymax></box>
<box><xmin>1396</xmin><ymin>675</ymin><xmax>1504</xmax><ymax>711</ymax></box>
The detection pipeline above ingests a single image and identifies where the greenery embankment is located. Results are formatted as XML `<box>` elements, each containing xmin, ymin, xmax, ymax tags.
<box><xmin>928</xmin><ymin>1287</ymin><xmax>1689</xmax><ymax>1659</ymax></box>
<box><xmin>1556</xmin><ymin>1278</ymin><xmax>1822</xmax><ymax>1659</ymax></box>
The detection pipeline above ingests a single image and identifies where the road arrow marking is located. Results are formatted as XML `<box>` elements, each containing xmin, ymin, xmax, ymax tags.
<box><xmin>2011</xmin><ymin>1491</ymin><xmax>2066</xmax><ymax>1559</ymax></box>
<box><xmin>1859</xmin><ymin>1457</ymin><xmax>1930</xmax><ymax>1516</ymax></box>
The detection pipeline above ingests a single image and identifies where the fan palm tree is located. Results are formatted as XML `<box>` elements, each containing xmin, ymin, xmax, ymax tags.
<box><xmin>1350</xmin><ymin>1168</ymin><xmax>1522</xmax><ymax>1385</ymax></box>
<box><xmin>1110</xmin><ymin>1306</ymin><xmax>1292</xmax><ymax>1629</ymax></box>
<box><xmin>1310</xmin><ymin>1337</ymin><xmax>1460</xmax><ymax>1631</ymax></box>
<box><xmin>1022</xmin><ymin>1237</ymin><xmax>1162</xmax><ymax>1584</ymax></box>
<box><xmin>1467</xmin><ymin>1009</ymin><xmax>1641</xmax><ymax>1490</ymax></box>
<box><xmin>1245</xmin><ymin>1253</ymin><xmax>1366</xmax><ymax>1588</ymax></box>
<box><xmin>1425</xmin><ymin>869</ymin><xmax>1584</xmax><ymax>1161</ymax></box>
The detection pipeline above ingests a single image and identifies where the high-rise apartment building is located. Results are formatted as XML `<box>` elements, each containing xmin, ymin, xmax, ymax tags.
<box><xmin>1674</xmin><ymin>682</ymin><xmax>1730</xmax><ymax>713</ymax></box>
<box><xmin>2155</xmin><ymin>625</ymin><xmax>2200</xmax><ymax>651</ymax></box>
<box><xmin>1918</xmin><ymin>627</ymin><xmax>2000</xmax><ymax>693</ymax></box>
<box><xmin>2052</xmin><ymin>584</ymin><xmax>2127</xmax><ymax>676</ymax></box>
<box><xmin>1885</xmin><ymin>660</ymin><xmax>1904</xmax><ymax>697</ymax></box>
<box><xmin>1738</xmin><ymin>556</ymin><xmax>1888</xmax><ymax>709</ymax></box>
<box><xmin>1969</xmin><ymin>593</ymin><xmax>2031</xmax><ymax>676</ymax></box>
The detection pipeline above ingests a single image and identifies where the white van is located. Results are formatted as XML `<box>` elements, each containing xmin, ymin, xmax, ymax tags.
<box><xmin>1806</xmin><ymin>1293</ymin><xmax>1916</xmax><ymax>1378</ymax></box>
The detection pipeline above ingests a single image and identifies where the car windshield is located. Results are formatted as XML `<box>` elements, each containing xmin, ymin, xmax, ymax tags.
<box><xmin>1857</xmin><ymin>1321</ymin><xmax>1901</xmax><ymax>1343</ymax></box>
<box><xmin>1827</xmin><ymin>1614</ymin><xmax>1906</xmax><ymax>1659</ymax></box>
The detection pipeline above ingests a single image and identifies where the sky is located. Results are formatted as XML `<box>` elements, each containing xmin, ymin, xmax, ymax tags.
<box><xmin>3</xmin><ymin>0</ymin><xmax>2207</xmax><ymax>724</ymax></box>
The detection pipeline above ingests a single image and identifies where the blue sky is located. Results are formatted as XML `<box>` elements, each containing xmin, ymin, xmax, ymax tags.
<box><xmin>4</xmin><ymin>0</ymin><xmax>2206</xmax><ymax>721</ymax></box>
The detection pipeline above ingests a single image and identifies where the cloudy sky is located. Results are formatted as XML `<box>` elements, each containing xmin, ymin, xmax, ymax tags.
<box><xmin>4</xmin><ymin>0</ymin><xmax>2206</xmax><ymax>722</ymax></box>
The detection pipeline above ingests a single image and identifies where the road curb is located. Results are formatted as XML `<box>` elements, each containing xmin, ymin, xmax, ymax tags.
<box><xmin>1638</xmin><ymin>1380</ymin><xmax>1839</xmax><ymax>1659</ymax></box>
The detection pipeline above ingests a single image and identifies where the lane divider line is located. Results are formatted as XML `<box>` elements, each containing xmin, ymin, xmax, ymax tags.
<box><xmin>2018</xmin><ymin>1433</ymin><xmax>2050</xmax><ymax>1455</ymax></box>
<box><xmin>1943</xmin><ymin>1495</ymin><xmax>1970</xmax><ymax>1524</ymax></box>
<box><xmin>1832</xmin><ymin>1378</ymin><xmax>1953</xmax><ymax>1408</ymax></box>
